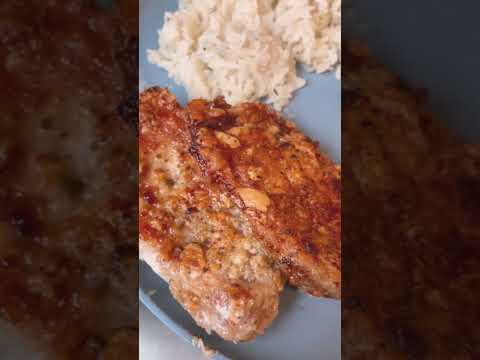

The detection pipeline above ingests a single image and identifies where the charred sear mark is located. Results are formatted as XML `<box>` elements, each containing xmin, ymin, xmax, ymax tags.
<box><xmin>196</xmin><ymin>115</ymin><xmax>236</xmax><ymax>132</ymax></box>
<box><xmin>188</xmin><ymin>142</ymin><xmax>209</xmax><ymax>175</ymax></box>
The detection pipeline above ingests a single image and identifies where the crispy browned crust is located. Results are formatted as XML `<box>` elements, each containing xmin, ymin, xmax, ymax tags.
<box><xmin>139</xmin><ymin>88</ymin><xmax>283</xmax><ymax>342</ymax></box>
<box><xmin>343</xmin><ymin>41</ymin><xmax>480</xmax><ymax>359</ymax></box>
<box><xmin>186</xmin><ymin>98</ymin><xmax>341</xmax><ymax>298</ymax></box>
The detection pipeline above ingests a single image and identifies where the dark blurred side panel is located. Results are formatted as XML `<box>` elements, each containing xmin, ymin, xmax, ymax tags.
<box><xmin>0</xmin><ymin>1</ymin><xmax>138</xmax><ymax>359</ymax></box>
<box><xmin>342</xmin><ymin>1</ymin><xmax>480</xmax><ymax>359</ymax></box>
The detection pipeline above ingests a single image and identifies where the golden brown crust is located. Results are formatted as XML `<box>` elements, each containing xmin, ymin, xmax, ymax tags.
<box><xmin>139</xmin><ymin>88</ymin><xmax>283</xmax><ymax>342</ymax></box>
<box><xmin>187</xmin><ymin>99</ymin><xmax>341</xmax><ymax>298</ymax></box>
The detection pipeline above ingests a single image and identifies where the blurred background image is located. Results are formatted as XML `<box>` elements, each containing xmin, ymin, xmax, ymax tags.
<box><xmin>342</xmin><ymin>1</ymin><xmax>480</xmax><ymax>358</ymax></box>
<box><xmin>0</xmin><ymin>1</ymin><xmax>138</xmax><ymax>359</ymax></box>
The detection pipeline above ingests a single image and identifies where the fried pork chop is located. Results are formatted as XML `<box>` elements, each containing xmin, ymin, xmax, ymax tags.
<box><xmin>342</xmin><ymin>42</ymin><xmax>480</xmax><ymax>359</ymax></box>
<box><xmin>139</xmin><ymin>88</ymin><xmax>283</xmax><ymax>342</ymax></box>
<box><xmin>187</xmin><ymin>99</ymin><xmax>341</xmax><ymax>298</ymax></box>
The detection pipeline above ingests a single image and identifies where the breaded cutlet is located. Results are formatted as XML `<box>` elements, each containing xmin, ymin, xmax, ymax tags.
<box><xmin>139</xmin><ymin>88</ymin><xmax>283</xmax><ymax>342</ymax></box>
<box><xmin>187</xmin><ymin>98</ymin><xmax>341</xmax><ymax>298</ymax></box>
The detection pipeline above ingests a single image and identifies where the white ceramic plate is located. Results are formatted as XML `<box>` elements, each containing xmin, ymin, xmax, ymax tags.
<box><xmin>139</xmin><ymin>1</ymin><xmax>341</xmax><ymax>359</ymax></box>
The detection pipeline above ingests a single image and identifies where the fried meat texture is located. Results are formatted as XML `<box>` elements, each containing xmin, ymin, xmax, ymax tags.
<box><xmin>139</xmin><ymin>88</ymin><xmax>283</xmax><ymax>342</ymax></box>
<box><xmin>342</xmin><ymin>42</ymin><xmax>480</xmax><ymax>359</ymax></box>
<box><xmin>187</xmin><ymin>99</ymin><xmax>341</xmax><ymax>298</ymax></box>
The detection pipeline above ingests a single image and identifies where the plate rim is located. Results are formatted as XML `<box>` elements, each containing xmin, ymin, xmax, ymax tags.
<box><xmin>139</xmin><ymin>284</ymin><xmax>230</xmax><ymax>360</ymax></box>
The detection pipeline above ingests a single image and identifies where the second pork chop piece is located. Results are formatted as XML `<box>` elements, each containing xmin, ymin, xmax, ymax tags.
<box><xmin>188</xmin><ymin>99</ymin><xmax>341</xmax><ymax>298</ymax></box>
<box><xmin>139</xmin><ymin>88</ymin><xmax>283</xmax><ymax>342</ymax></box>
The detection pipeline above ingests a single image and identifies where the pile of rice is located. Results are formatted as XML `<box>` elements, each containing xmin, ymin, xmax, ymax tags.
<box><xmin>147</xmin><ymin>0</ymin><xmax>341</xmax><ymax>110</ymax></box>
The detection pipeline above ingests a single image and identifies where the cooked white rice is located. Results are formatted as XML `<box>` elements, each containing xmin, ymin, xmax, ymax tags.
<box><xmin>147</xmin><ymin>0</ymin><xmax>341</xmax><ymax>110</ymax></box>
